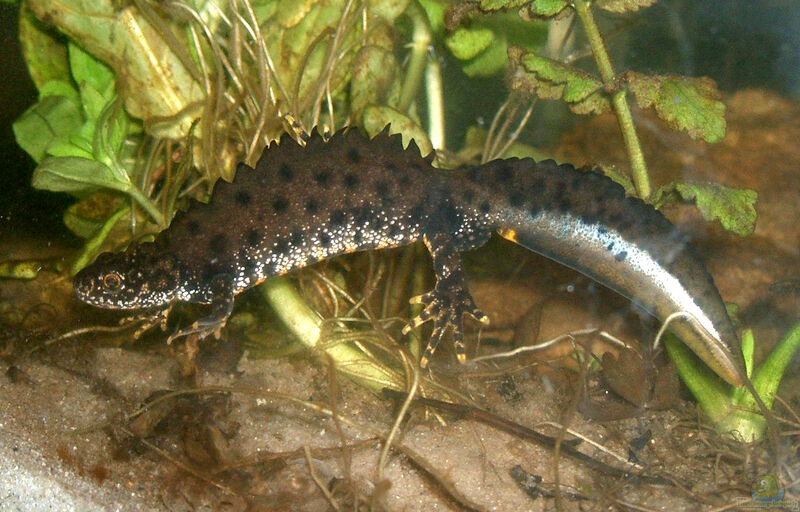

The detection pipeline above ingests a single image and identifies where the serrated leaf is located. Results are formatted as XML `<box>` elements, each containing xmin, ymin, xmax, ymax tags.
<box><xmin>509</xmin><ymin>47</ymin><xmax>610</xmax><ymax>115</ymax></box>
<box><xmin>32</xmin><ymin>156</ymin><xmax>132</xmax><ymax>195</ymax></box>
<box><xmin>674</xmin><ymin>183</ymin><xmax>757</xmax><ymax>236</ymax></box>
<box><xmin>12</xmin><ymin>95</ymin><xmax>83</xmax><ymax>163</ymax></box>
<box><xmin>362</xmin><ymin>106</ymin><xmax>433</xmax><ymax>158</ymax></box>
<box><xmin>596</xmin><ymin>0</ymin><xmax>657</xmax><ymax>13</ymax></box>
<box><xmin>627</xmin><ymin>72</ymin><xmax>726</xmax><ymax>143</ymax></box>
<box><xmin>446</xmin><ymin>27</ymin><xmax>494</xmax><ymax>60</ymax></box>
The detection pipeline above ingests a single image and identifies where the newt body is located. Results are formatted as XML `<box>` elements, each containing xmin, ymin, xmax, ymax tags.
<box><xmin>74</xmin><ymin>129</ymin><xmax>744</xmax><ymax>386</ymax></box>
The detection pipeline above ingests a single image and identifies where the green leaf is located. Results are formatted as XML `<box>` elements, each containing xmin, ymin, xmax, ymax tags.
<box><xmin>45</xmin><ymin>138</ymin><xmax>94</xmax><ymax>160</ymax></box>
<box><xmin>32</xmin><ymin>156</ymin><xmax>132</xmax><ymax>195</ymax></box>
<box><xmin>664</xmin><ymin>333</ymin><xmax>731</xmax><ymax>422</ymax></box>
<box><xmin>446</xmin><ymin>14</ymin><xmax>547</xmax><ymax>77</ymax></box>
<box><xmin>362</xmin><ymin>106</ymin><xmax>433</xmax><ymax>158</ymax></box>
<box><xmin>519</xmin><ymin>0</ymin><xmax>569</xmax><ymax>17</ymax></box>
<box><xmin>350</xmin><ymin>46</ymin><xmax>401</xmax><ymax>120</ymax></box>
<box><xmin>70</xmin><ymin>206</ymin><xmax>129</xmax><ymax>275</ymax></box>
<box><xmin>478</xmin><ymin>0</ymin><xmax>531</xmax><ymax>10</ymax></box>
<box><xmin>446</xmin><ymin>27</ymin><xmax>494</xmax><ymax>60</ymax></box>
<box><xmin>62</xmin><ymin>192</ymin><xmax>124</xmax><ymax>238</ymax></box>
<box><xmin>627</xmin><ymin>73</ymin><xmax>726</xmax><ymax>143</ymax></box>
<box><xmin>723</xmin><ymin>325</ymin><xmax>800</xmax><ymax>441</ymax></box>
<box><xmin>741</xmin><ymin>327</ymin><xmax>754</xmax><ymax>379</ymax></box>
<box><xmin>12</xmin><ymin>95</ymin><xmax>84</xmax><ymax>163</ymax></box>
<box><xmin>750</xmin><ymin>322</ymin><xmax>800</xmax><ymax>411</ymax></box>
<box><xmin>39</xmin><ymin>80</ymin><xmax>81</xmax><ymax>104</ymax></box>
<box><xmin>80</xmin><ymin>82</ymin><xmax>112</xmax><ymax>122</ymax></box>
<box><xmin>675</xmin><ymin>183</ymin><xmax>757</xmax><ymax>237</ymax></box>
<box><xmin>417</xmin><ymin>0</ymin><xmax>447</xmax><ymax>34</ymax></box>
<box><xmin>366</xmin><ymin>0</ymin><xmax>410</xmax><ymax>22</ymax></box>
<box><xmin>509</xmin><ymin>47</ymin><xmax>610</xmax><ymax>114</ymax></box>
<box><xmin>18</xmin><ymin>4</ymin><xmax>70</xmax><ymax>90</ymax></box>
<box><xmin>599</xmin><ymin>164</ymin><xmax>636</xmax><ymax>194</ymax></box>
<box><xmin>68</xmin><ymin>42</ymin><xmax>115</xmax><ymax>102</ymax></box>
<box><xmin>596</xmin><ymin>0</ymin><xmax>657</xmax><ymax>13</ymax></box>
<box><xmin>92</xmin><ymin>97</ymin><xmax>131</xmax><ymax>170</ymax></box>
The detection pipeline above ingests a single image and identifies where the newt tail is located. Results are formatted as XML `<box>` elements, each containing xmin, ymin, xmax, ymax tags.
<box><xmin>74</xmin><ymin>128</ymin><xmax>745</xmax><ymax>386</ymax></box>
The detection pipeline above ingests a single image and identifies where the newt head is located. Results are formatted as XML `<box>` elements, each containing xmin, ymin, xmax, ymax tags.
<box><xmin>74</xmin><ymin>242</ymin><xmax>182</xmax><ymax>310</ymax></box>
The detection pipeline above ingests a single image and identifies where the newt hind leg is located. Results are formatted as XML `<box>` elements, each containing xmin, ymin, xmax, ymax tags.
<box><xmin>402</xmin><ymin>233</ymin><xmax>490</xmax><ymax>367</ymax></box>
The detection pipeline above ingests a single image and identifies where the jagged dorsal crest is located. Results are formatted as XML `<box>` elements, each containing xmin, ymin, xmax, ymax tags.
<box><xmin>254</xmin><ymin>124</ymin><xmax>435</xmax><ymax>172</ymax></box>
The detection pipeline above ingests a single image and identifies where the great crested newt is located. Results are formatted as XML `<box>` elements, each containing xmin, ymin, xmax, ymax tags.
<box><xmin>74</xmin><ymin>128</ymin><xmax>745</xmax><ymax>386</ymax></box>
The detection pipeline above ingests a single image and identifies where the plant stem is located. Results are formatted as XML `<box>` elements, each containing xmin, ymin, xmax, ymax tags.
<box><xmin>128</xmin><ymin>185</ymin><xmax>166</xmax><ymax>227</ymax></box>
<box><xmin>571</xmin><ymin>0</ymin><xmax>651</xmax><ymax>199</ymax></box>
<box><xmin>425</xmin><ymin>52</ymin><xmax>444</xmax><ymax>149</ymax></box>
<box><xmin>259</xmin><ymin>277</ymin><xmax>400</xmax><ymax>392</ymax></box>
<box><xmin>397</xmin><ymin>2</ymin><xmax>431</xmax><ymax>114</ymax></box>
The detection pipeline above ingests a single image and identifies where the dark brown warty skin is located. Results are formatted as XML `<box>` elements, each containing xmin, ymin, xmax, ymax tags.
<box><xmin>74</xmin><ymin>128</ymin><xmax>745</xmax><ymax>386</ymax></box>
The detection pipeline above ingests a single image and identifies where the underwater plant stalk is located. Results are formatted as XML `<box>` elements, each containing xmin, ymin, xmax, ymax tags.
<box><xmin>572</xmin><ymin>0</ymin><xmax>651</xmax><ymax>199</ymax></box>
<box><xmin>260</xmin><ymin>277</ymin><xmax>401</xmax><ymax>391</ymax></box>
<box><xmin>397</xmin><ymin>2</ymin><xmax>432</xmax><ymax>114</ymax></box>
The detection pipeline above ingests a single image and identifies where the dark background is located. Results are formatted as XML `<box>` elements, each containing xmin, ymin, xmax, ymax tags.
<box><xmin>0</xmin><ymin>3</ymin><xmax>70</xmax><ymax>242</ymax></box>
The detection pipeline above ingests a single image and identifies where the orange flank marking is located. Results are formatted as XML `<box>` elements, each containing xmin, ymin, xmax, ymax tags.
<box><xmin>498</xmin><ymin>228</ymin><xmax>518</xmax><ymax>243</ymax></box>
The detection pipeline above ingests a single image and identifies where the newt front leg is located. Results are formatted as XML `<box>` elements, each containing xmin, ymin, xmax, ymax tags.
<box><xmin>166</xmin><ymin>274</ymin><xmax>235</xmax><ymax>343</ymax></box>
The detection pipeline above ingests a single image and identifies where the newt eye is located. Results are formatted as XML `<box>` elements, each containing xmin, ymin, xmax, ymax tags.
<box><xmin>102</xmin><ymin>272</ymin><xmax>123</xmax><ymax>290</ymax></box>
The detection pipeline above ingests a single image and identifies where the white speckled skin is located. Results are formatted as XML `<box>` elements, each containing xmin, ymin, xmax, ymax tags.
<box><xmin>74</xmin><ymin>128</ymin><xmax>744</xmax><ymax>384</ymax></box>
